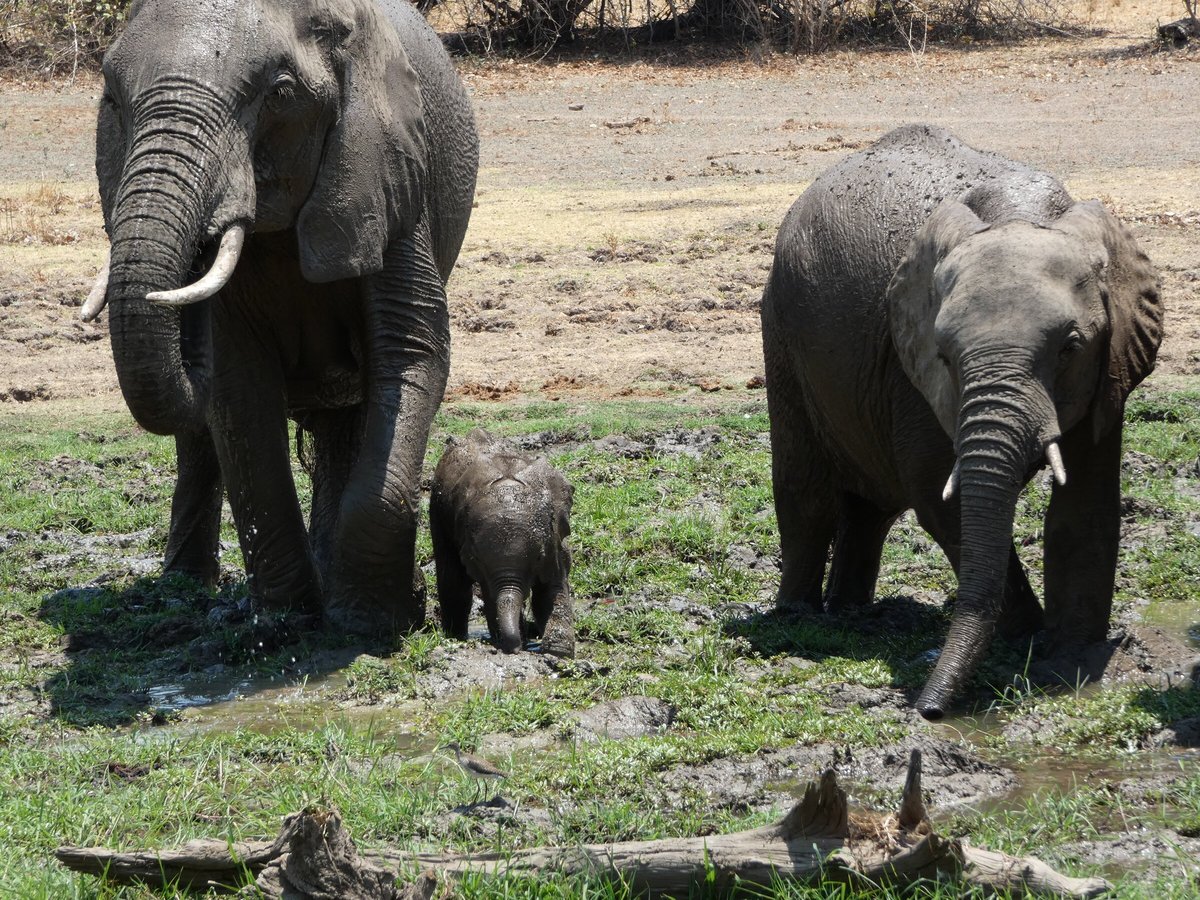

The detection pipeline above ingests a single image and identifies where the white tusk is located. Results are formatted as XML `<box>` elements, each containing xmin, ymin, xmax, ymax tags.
<box><xmin>146</xmin><ymin>224</ymin><xmax>246</xmax><ymax>307</ymax></box>
<box><xmin>80</xmin><ymin>257</ymin><xmax>110</xmax><ymax>322</ymax></box>
<box><xmin>941</xmin><ymin>459</ymin><xmax>960</xmax><ymax>503</ymax></box>
<box><xmin>1046</xmin><ymin>441</ymin><xmax>1067</xmax><ymax>487</ymax></box>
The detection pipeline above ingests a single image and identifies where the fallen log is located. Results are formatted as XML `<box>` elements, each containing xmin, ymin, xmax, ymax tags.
<box><xmin>57</xmin><ymin>750</ymin><xmax>1111</xmax><ymax>898</ymax></box>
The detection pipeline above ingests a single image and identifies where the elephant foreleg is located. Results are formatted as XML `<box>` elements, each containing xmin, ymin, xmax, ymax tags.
<box><xmin>209</xmin><ymin>311</ymin><xmax>322</xmax><ymax>614</ymax></box>
<box><xmin>916</xmin><ymin>497</ymin><xmax>1043</xmax><ymax>639</ymax></box>
<box><xmin>997</xmin><ymin>546</ymin><xmax>1043</xmax><ymax>640</ymax></box>
<box><xmin>532</xmin><ymin>576</ymin><xmax>574</xmax><ymax>658</ymax></box>
<box><xmin>163</xmin><ymin>426</ymin><xmax>223</xmax><ymax>587</ymax></box>
<box><xmin>326</xmin><ymin>223</ymin><xmax>449</xmax><ymax>639</ymax></box>
<box><xmin>1042</xmin><ymin>421</ymin><xmax>1122</xmax><ymax>644</ymax></box>
<box><xmin>430</xmin><ymin>508</ymin><xmax>473</xmax><ymax>640</ymax></box>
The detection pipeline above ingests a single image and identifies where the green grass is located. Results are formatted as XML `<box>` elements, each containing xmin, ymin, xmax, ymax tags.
<box><xmin>0</xmin><ymin>385</ymin><xmax>1198</xmax><ymax>896</ymax></box>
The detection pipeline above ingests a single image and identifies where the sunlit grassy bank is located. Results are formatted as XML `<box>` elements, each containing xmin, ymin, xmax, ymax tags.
<box><xmin>0</xmin><ymin>388</ymin><xmax>1197</xmax><ymax>897</ymax></box>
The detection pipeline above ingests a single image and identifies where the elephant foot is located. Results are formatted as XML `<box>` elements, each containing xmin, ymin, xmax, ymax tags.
<box><xmin>996</xmin><ymin>612</ymin><xmax>1044</xmax><ymax>642</ymax></box>
<box><xmin>162</xmin><ymin>562</ymin><xmax>220</xmax><ymax>591</ymax></box>
<box><xmin>540</xmin><ymin>617</ymin><xmax>575</xmax><ymax>659</ymax></box>
<box><xmin>255</xmin><ymin>584</ymin><xmax>324</xmax><ymax>617</ymax></box>
<box><xmin>163</xmin><ymin>541</ymin><xmax>221</xmax><ymax>590</ymax></box>
<box><xmin>325</xmin><ymin>568</ymin><xmax>427</xmax><ymax>641</ymax></box>
<box><xmin>823</xmin><ymin>591</ymin><xmax>873</xmax><ymax>615</ymax></box>
<box><xmin>773</xmin><ymin>591</ymin><xmax>823</xmax><ymax>615</ymax></box>
<box><xmin>996</xmin><ymin>593</ymin><xmax>1045</xmax><ymax>642</ymax></box>
<box><xmin>326</xmin><ymin>597</ymin><xmax>421</xmax><ymax>641</ymax></box>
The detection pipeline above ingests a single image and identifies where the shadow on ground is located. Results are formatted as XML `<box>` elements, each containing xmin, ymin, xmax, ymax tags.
<box><xmin>38</xmin><ymin>573</ymin><xmax>354</xmax><ymax>727</ymax></box>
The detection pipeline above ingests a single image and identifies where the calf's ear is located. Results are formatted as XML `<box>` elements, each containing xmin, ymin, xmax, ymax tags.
<box><xmin>887</xmin><ymin>200</ymin><xmax>988</xmax><ymax>438</ymax></box>
<box><xmin>1052</xmin><ymin>200</ymin><xmax>1163</xmax><ymax>442</ymax></box>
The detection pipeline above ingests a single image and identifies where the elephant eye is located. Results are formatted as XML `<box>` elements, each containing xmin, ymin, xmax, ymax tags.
<box><xmin>1061</xmin><ymin>331</ymin><xmax>1084</xmax><ymax>358</ymax></box>
<box><xmin>269</xmin><ymin>70</ymin><xmax>297</xmax><ymax>98</ymax></box>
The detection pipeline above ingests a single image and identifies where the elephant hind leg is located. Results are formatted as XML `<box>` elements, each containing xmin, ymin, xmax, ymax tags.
<box><xmin>163</xmin><ymin>427</ymin><xmax>223</xmax><ymax>587</ymax></box>
<box><xmin>824</xmin><ymin>494</ymin><xmax>898</xmax><ymax>612</ymax></box>
<box><xmin>302</xmin><ymin>407</ymin><xmax>363</xmax><ymax>589</ymax></box>
<box><xmin>765</xmin><ymin>356</ymin><xmax>837</xmax><ymax>611</ymax></box>
<box><xmin>997</xmin><ymin>545</ymin><xmax>1044</xmax><ymax>640</ymax></box>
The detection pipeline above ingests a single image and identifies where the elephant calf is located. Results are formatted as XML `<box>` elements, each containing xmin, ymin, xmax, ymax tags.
<box><xmin>761</xmin><ymin>124</ymin><xmax>1163</xmax><ymax>719</ymax></box>
<box><xmin>430</xmin><ymin>429</ymin><xmax>575</xmax><ymax>658</ymax></box>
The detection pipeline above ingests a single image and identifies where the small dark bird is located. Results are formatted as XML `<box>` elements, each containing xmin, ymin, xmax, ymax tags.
<box><xmin>442</xmin><ymin>741</ymin><xmax>509</xmax><ymax>783</ymax></box>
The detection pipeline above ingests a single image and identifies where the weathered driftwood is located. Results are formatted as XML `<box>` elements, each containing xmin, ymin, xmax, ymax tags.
<box><xmin>57</xmin><ymin>750</ymin><xmax>1111</xmax><ymax>898</ymax></box>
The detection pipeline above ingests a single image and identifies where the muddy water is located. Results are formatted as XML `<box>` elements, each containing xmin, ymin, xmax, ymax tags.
<box><xmin>141</xmin><ymin>669</ymin><xmax>426</xmax><ymax>749</ymax></box>
<box><xmin>1143</xmin><ymin>602</ymin><xmax>1200</xmax><ymax>650</ymax></box>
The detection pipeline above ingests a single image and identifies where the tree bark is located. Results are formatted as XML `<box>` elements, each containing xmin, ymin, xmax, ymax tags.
<box><xmin>56</xmin><ymin>751</ymin><xmax>1111</xmax><ymax>899</ymax></box>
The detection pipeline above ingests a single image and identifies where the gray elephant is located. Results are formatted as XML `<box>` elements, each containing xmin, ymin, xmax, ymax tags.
<box><xmin>430</xmin><ymin>429</ymin><xmax>575</xmax><ymax>658</ymax></box>
<box><xmin>80</xmin><ymin>0</ymin><xmax>478</xmax><ymax>637</ymax></box>
<box><xmin>761</xmin><ymin>124</ymin><xmax>1162</xmax><ymax>719</ymax></box>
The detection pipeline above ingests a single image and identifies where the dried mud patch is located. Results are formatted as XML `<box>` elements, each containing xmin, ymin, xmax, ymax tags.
<box><xmin>1061</xmin><ymin>828</ymin><xmax>1200</xmax><ymax>884</ymax></box>
<box><xmin>422</xmin><ymin>795</ymin><xmax>557</xmax><ymax>847</ymax></box>
<box><xmin>1002</xmin><ymin>624</ymin><xmax>1200</xmax><ymax>746</ymax></box>
<box><xmin>659</xmin><ymin>736</ymin><xmax>1015</xmax><ymax>816</ymax></box>
<box><xmin>412</xmin><ymin>641</ymin><xmax>557</xmax><ymax>700</ymax></box>
<box><xmin>1024</xmin><ymin>623</ymin><xmax>1200</xmax><ymax>694</ymax></box>
<box><xmin>22</xmin><ymin>528</ymin><xmax>160</xmax><ymax>580</ymax></box>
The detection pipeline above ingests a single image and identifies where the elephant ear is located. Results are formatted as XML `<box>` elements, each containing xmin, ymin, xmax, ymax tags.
<box><xmin>887</xmin><ymin>200</ymin><xmax>990</xmax><ymax>437</ymax></box>
<box><xmin>1053</xmin><ymin>200</ymin><xmax>1163</xmax><ymax>442</ymax></box>
<box><xmin>296</xmin><ymin>2</ymin><xmax>427</xmax><ymax>283</ymax></box>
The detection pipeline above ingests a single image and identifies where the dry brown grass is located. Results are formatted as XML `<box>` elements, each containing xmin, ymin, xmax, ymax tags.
<box><xmin>0</xmin><ymin>182</ymin><xmax>84</xmax><ymax>246</ymax></box>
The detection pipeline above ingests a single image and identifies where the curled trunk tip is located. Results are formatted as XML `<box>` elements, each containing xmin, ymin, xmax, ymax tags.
<box><xmin>493</xmin><ymin>587</ymin><xmax>525</xmax><ymax>654</ymax></box>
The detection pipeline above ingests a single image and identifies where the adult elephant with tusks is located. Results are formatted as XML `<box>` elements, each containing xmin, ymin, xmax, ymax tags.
<box><xmin>82</xmin><ymin>0</ymin><xmax>478</xmax><ymax>637</ymax></box>
<box><xmin>761</xmin><ymin>124</ymin><xmax>1163</xmax><ymax>720</ymax></box>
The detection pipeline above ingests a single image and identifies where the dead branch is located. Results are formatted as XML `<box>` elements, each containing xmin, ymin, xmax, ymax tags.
<box><xmin>57</xmin><ymin>750</ymin><xmax>1111</xmax><ymax>899</ymax></box>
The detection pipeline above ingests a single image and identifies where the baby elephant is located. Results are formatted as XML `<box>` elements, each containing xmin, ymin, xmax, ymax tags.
<box><xmin>430</xmin><ymin>429</ymin><xmax>575</xmax><ymax>657</ymax></box>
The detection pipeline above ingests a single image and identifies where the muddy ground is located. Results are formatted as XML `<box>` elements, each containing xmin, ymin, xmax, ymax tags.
<box><xmin>1</xmin><ymin>0</ymin><xmax>1199</xmax><ymax>892</ymax></box>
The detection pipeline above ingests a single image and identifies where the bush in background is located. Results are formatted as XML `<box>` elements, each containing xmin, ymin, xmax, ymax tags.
<box><xmin>7</xmin><ymin>0</ymin><xmax>1176</xmax><ymax>68</ymax></box>
<box><xmin>0</xmin><ymin>0</ymin><xmax>128</xmax><ymax>75</ymax></box>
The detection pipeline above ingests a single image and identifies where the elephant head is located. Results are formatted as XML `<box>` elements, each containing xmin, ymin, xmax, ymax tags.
<box><xmin>461</xmin><ymin>468</ymin><xmax>572</xmax><ymax>655</ymax></box>
<box><xmin>85</xmin><ymin>0</ymin><xmax>427</xmax><ymax>434</ymax></box>
<box><xmin>888</xmin><ymin>196</ymin><xmax>1162</xmax><ymax>719</ymax></box>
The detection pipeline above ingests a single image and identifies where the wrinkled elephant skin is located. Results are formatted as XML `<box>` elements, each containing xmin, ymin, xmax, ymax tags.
<box><xmin>430</xmin><ymin>429</ymin><xmax>576</xmax><ymax>658</ymax></box>
<box><xmin>760</xmin><ymin>124</ymin><xmax>1163</xmax><ymax>719</ymax></box>
<box><xmin>92</xmin><ymin>0</ymin><xmax>479</xmax><ymax>638</ymax></box>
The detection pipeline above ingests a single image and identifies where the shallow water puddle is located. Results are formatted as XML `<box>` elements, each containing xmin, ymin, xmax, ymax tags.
<box><xmin>139</xmin><ymin>668</ymin><xmax>424</xmax><ymax>747</ymax></box>
<box><xmin>1143</xmin><ymin>601</ymin><xmax>1200</xmax><ymax>649</ymax></box>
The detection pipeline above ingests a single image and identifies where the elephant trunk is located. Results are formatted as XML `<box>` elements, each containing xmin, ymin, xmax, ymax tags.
<box><xmin>104</xmin><ymin>94</ymin><xmax>250</xmax><ymax>436</ymax></box>
<box><xmin>492</xmin><ymin>584</ymin><xmax>526</xmax><ymax>654</ymax></box>
<box><xmin>917</xmin><ymin>355</ymin><xmax>1057</xmax><ymax>721</ymax></box>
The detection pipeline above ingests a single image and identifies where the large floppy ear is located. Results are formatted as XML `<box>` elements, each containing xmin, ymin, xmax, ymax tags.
<box><xmin>887</xmin><ymin>200</ymin><xmax>989</xmax><ymax>438</ymax></box>
<box><xmin>1053</xmin><ymin>200</ymin><xmax>1163</xmax><ymax>442</ymax></box>
<box><xmin>296</xmin><ymin>1</ymin><xmax>427</xmax><ymax>283</ymax></box>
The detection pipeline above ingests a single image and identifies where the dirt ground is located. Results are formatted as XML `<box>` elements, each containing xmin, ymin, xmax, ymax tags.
<box><xmin>0</xmin><ymin>0</ymin><xmax>1196</xmax><ymax>410</ymax></box>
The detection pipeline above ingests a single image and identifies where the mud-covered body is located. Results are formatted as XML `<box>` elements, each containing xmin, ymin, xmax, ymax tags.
<box><xmin>761</xmin><ymin>124</ymin><xmax>1162</xmax><ymax>718</ymax></box>
<box><xmin>430</xmin><ymin>429</ymin><xmax>575</xmax><ymax>657</ymax></box>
